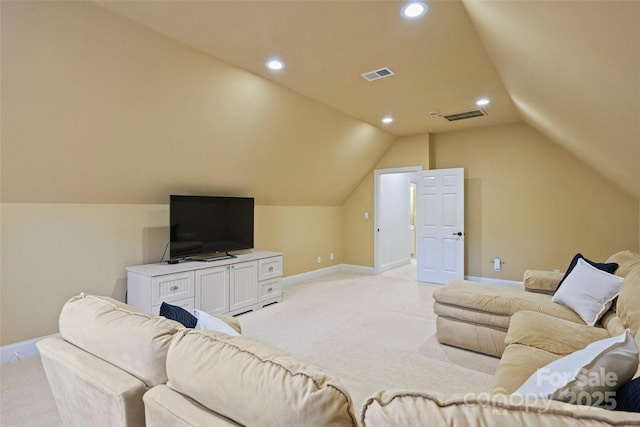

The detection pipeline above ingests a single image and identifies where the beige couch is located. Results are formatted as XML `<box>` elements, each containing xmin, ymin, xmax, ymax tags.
<box><xmin>37</xmin><ymin>293</ymin><xmax>359</xmax><ymax>427</ymax></box>
<box><xmin>39</xmin><ymin>249</ymin><xmax>640</xmax><ymax>427</ymax></box>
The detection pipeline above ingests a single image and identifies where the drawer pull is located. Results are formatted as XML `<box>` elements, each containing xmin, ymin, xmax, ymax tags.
<box><xmin>267</xmin><ymin>287</ymin><xmax>273</xmax><ymax>292</ymax></box>
<box><xmin>269</xmin><ymin>267</ymin><xmax>274</xmax><ymax>272</ymax></box>
<box><xmin>170</xmin><ymin>285</ymin><xmax>179</xmax><ymax>291</ymax></box>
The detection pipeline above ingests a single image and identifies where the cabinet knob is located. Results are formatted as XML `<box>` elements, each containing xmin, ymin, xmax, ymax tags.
<box><xmin>269</xmin><ymin>267</ymin><xmax>274</xmax><ymax>272</ymax></box>
<box><xmin>267</xmin><ymin>287</ymin><xmax>273</xmax><ymax>292</ymax></box>
<box><xmin>170</xmin><ymin>285</ymin><xmax>179</xmax><ymax>291</ymax></box>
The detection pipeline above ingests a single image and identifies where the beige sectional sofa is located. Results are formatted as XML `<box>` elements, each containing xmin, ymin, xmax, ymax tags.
<box><xmin>38</xmin><ymin>252</ymin><xmax>640</xmax><ymax>426</ymax></box>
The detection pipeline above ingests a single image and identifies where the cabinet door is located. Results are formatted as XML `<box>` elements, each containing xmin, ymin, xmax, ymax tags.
<box><xmin>196</xmin><ymin>265</ymin><xmax>230</xmax><ymax>314</ymax></box>
<box><xmin>229</xmin><ymin>261</ymin><xmax>258</xmax><ymax>312</ymax></box>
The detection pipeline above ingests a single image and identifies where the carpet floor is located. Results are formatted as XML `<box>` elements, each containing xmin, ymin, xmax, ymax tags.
<box><xmin>0</xmin><ymin>262</ymin><xmax>499</xmax><ymax>426</ymax></box>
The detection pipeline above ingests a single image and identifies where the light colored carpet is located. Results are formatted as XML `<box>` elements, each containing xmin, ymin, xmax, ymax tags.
<box><xmin>0</xmin><ymin>262</ymin><xmax>498</xmax><ymax>425</ymax></box>
<box><xmin>240</xmin><ymin>263</ymin><xmax>499</xmax><ymax>407</ymax></box>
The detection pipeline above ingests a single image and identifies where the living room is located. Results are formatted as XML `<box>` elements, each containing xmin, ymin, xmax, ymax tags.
<box><xmin>1</xmin><ymin>0</ymin><xmax>639</xmax><ymax>424</ymax></box>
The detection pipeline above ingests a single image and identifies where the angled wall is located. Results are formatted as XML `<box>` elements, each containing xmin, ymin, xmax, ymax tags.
<box><xmin>0</xmin><ymin>1</ymin><xmax>393</xmax><ymax>345</ymax></box>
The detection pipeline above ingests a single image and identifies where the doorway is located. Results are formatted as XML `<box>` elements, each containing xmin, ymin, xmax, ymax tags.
<box><xmin>374</xmin><ymin>167</ymin><xmax>465</xmax><ymax>283</ymax></box>
<box><xmin>374</xmin><ymin>167</ymin><xmax>421</xmax><ymax>275</ymax></box>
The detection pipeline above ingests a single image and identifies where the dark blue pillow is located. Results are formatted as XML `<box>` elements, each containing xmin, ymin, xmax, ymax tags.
<box><xmin>614</xmin><ymin>376</ymin><xmax>640</xmax><ymax>412</ymax></box>
<box><xmin>159</xmin><ymin>302</ymin><xmax>197</xmax><ymax>328</ymax></box>
<box><xmin>555</xmin><ymin>253</ymin><xmax>619</xmax><ymax>293</ymax></box>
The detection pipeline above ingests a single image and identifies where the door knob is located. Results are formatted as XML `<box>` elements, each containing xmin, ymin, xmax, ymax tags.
<box><xmin>452</xmin><ymin>232</ymin><xmax>463</xmax><ymax>236</ymax></box>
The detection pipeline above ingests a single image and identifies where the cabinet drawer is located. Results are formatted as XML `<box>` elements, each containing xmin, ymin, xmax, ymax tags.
<box><xmin>258</xmin><ymin>256</ymin><xmax>282</xmax><ymax>281</ymax></box>
<box><xmin>151</xmin><ymin>272</ymin><xmax>195</xmax><ymax>305</ymax></box>
<box><xmin>259</xmin><ymin>278</ymin><xmax>281</xmax><ymax>302</ymax></box>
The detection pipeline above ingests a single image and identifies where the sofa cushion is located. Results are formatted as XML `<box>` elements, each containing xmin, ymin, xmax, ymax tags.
<box><xmin>514</xmin><ymin>330</ymin><xmax>638</xmax><ymax>406</ymax></box>
<box><xmin>523</xmin><ymin>270</ymin><xmax>564</xmax><ymax>295</ymax></box>
<box><xmin>556</xmin><ymin>253</ymin><xmax>619</xmax><ymax>292</ymax></box>
<box><xmin>606</xmin><ymin>250</ymin><xmax>640</xmax><ymax>278</ymax></box>
<box><xmin>361</xmin><ymin>390</ymin><xmax>640</xmax><ymax>426</ymax></box>
<box><xmin>506</xmin><ymin>311</ymin><xmax>610</xmax><ymax>356</ymax></box>
<box><xmin>434</xmin><ymin>281</ymin><xmax>585</xmax><ymax>325</ymax></box>
<box><xmin>617</xmin><ymin>266</ymin><xmax>640</xmax><ymax>336</ymax></box>
<box><xmin>165</xmin><ymin>330</ymin><xmax>358</xmax><ymax>427</ymax></box>
<box><xmin>493</xmin><ymin>344</ymin><xmax>560</xmax><ymax>394</ymax></box>
<box><xmin>551</xmin><ymin>258</ymin><xmax>623</xmax><ymax>326</ymax></box>
<box><xmin>59</xmin><ymin>293</ymin><xmax>182</xmax><ymax>387</ymax></box>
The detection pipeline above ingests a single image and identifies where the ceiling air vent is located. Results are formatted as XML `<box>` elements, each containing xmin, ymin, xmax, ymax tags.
<box><xmin>361</xmin><ymin>67</ymin><xmax>395</xmax><ymax>81</ymax></box>
<box><xmin>443</xmin><ymin>109</ymin><xmax>487</xmax><ymax>121</ymax></box>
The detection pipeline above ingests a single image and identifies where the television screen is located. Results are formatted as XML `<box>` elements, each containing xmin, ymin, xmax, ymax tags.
<box><xmin>169</xmin><ymin>195</ymin><xmax>254</xmax><ymax>260</ymax></box>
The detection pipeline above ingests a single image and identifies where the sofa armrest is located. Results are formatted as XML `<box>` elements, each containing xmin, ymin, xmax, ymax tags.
<box><xmin>37</xmin><ymin>335</ymin><xmax>147</xmax><ymax>427</ymax></box>
<box><xmin>523</xmin><ymin>270</ymin><xmax>564</xmax><ymax>295</ymax></box>
<box><xmin>361</xmin><ymin>390</ymin><xmax>640</xmax><ymax>426</ymax></box>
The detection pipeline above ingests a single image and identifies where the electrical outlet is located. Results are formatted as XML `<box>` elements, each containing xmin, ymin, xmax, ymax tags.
<box><xmin>317</xmin><ymin>256</ymin><xmax>322</xmax><ymax>264</ymax></box>
<box><xmin>330</xmin><ymin>253</ymin><xmax>334</xmax><ymax>260</ymax></box>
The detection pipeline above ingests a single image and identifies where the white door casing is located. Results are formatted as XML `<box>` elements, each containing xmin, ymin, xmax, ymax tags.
<box><xmin>416</xmin><ymin>168</ymin><xmax>465</xmax><ymax>284</ymax></box>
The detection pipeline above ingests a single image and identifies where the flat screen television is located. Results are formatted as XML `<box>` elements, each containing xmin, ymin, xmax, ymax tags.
<box><xmin>169</xmin><ymin>195</ymin><xmax>254</xmax><ymax>261</ymax></box>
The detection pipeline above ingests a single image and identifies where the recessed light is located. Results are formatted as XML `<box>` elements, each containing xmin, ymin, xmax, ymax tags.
<box><xmin>266</xmin><ymin>59</ymin><xmax>284</xmax><ymax>71</ymax></box>
<box><xmin>476</xmin><ymin>98</ymin><xmax>490</xmax><ymax>106</ymax></box>
<box><xmin>401</xmin><ymin>2</ymin><xmax>428</xmax><ymax>19</ymax></box>
<box><xmin>382</xmin><ymin>117</ymin><xmax>394</xmax><ymax>124</ymax></box>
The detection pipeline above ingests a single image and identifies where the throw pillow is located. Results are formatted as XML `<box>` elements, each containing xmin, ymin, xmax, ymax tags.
<box><xmin>614</xmin><ymin>376</ymin><xmax>640</xmax><ymax>412</ymax></box>
<box><xmin>194</xmin><ymin>309</ymin><xmax>241</xmax><ymax>336</ymax></box>
<box><xmin>514</xmin><ymin>330</ymin><xmax>639</xmax><ymax>407</ymax></box>
<box><xmin>159</xmin><ymin>302</ymin><xmax>197</xmax><ymax>328</ymax></box>
<box><xmin>552</xmin><ymin>258</ymin><xmax>623</xmax><ymax>326</ymax></box>
<box><xmin>556</xmin><ymin>253</ymin><xmax>618</xmax><ymax>292</ymax></box>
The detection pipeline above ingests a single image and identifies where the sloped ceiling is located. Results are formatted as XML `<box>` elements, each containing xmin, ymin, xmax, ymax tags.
<box><xmin>95</xmin><ymin>0</ymin><xmax>520</xmax><ymax>136</ymax></box>
<box><xmin>462</xmin><ymin>0</ymin><xmax>640</xmax><ymax>200</ymax></box>
<box><xmin>95</xmin><ymin>0</ymin><xmax>639</xmax><ymax>201</ymax></box>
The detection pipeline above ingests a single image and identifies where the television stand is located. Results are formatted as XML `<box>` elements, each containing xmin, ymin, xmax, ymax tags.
<box><xmin>188</xmin><ymin>253</ymin><xmax>236</xmax><ymax>262</ymax></box>
<box><xmin>126</xmin><ymin>250</ymin><xmax>283</xmax><ymax>317</ymax></box>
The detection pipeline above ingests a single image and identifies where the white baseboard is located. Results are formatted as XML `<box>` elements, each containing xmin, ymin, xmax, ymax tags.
<box><xmin>466</xmin><ymin>275</ymin><xmax>524</xmax><ymax>290</ymax></box>
<box><xmin>0</xmin><ymin>336</ymin><xmax>48</xmax><ymax>365</ymax></box>
<box><xmin>379</xmin><ymin>257</ymin><xmax>411</xmax><ymax>273</ymax></box>
<box><xmin>281</xmin><ymin>263</ymin><xmax>375</xmax><ymax>288</ymax></box>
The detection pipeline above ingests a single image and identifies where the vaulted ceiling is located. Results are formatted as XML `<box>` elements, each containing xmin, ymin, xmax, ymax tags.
<box><xmin>96</xmin><ymin>0</ymin><xmax>639</xmax><ymax>199</ymax></box>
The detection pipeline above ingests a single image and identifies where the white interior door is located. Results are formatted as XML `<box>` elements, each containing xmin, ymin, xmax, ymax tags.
<box><xmin>416</xmin><ymin>168</ymin><xmax>465</xmax><ymax>284</ymax></box>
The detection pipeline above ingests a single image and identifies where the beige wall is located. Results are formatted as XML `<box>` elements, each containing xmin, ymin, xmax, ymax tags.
<box><xmin>344</xmin><ymin>123</ymin><xmax>639</xmax><ymax>280</ymax></box>
<box><xmin>1</xmin><ymin>1</ymin><xmax>394</xmax><ymax>206</ymax></box>
<box><xmin>432</xmin><ymin>122</ymin><xmax>639</xmax><ymax>279</ymax></box>
<box><xmin>0</xmin><ymin>203</ymin><xmax>342</xmax><ymax>345</ymax></box>
<box><xmin>0</xmin><ymin>1</ymin><xmax>389</xmax><ymax>345</ymax></box>
<box><xmin>255</xmin><ymin>206</ymin><xmax>343</xmax><ymax>275</ymax></box>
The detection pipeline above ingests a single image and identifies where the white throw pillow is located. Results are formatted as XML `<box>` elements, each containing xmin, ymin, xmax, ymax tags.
<box><xmin>194</xmin><ymin>309</ymin><xmax>240</xmax><ymax>336</ymax></box>
<box><xmin>552</xmin><ymin>257</ymin><xmax>623</xmax><ymax>326</ymax></box>
<box><xmin>514</xmin><ymin>329</ymin><xmax>639</xmax><ymax>407</ymax></box>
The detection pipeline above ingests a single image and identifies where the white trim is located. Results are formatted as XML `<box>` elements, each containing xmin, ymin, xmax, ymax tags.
<box><xmin>340</xmin><ymin>264</ymin><xmax>376</xmax><ymax>275</ymax></box>
<box><xmin>465</xmin><ymin>275</ymin><xmax>524</xmax><ymax>290</ymax></box>
<box><xmin>380</xmin><ymin>257</ymin><xmax>412</xmax><ymax>273</ymax></box>
<box><xmin>281</xmin><ymin>263</ymin><xmax>375</xmax><ymax>288</ymax></box>
<box><xmin>0</xmin><ymin>335</ymin><xmax>50</xmax><ymax>365</ymax></box>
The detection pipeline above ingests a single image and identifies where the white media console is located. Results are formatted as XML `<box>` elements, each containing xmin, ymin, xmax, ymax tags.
<box><xmin>126</xmin><ymin>250</ymin><xmax>283</xmax><ymax>317</ymax></box>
